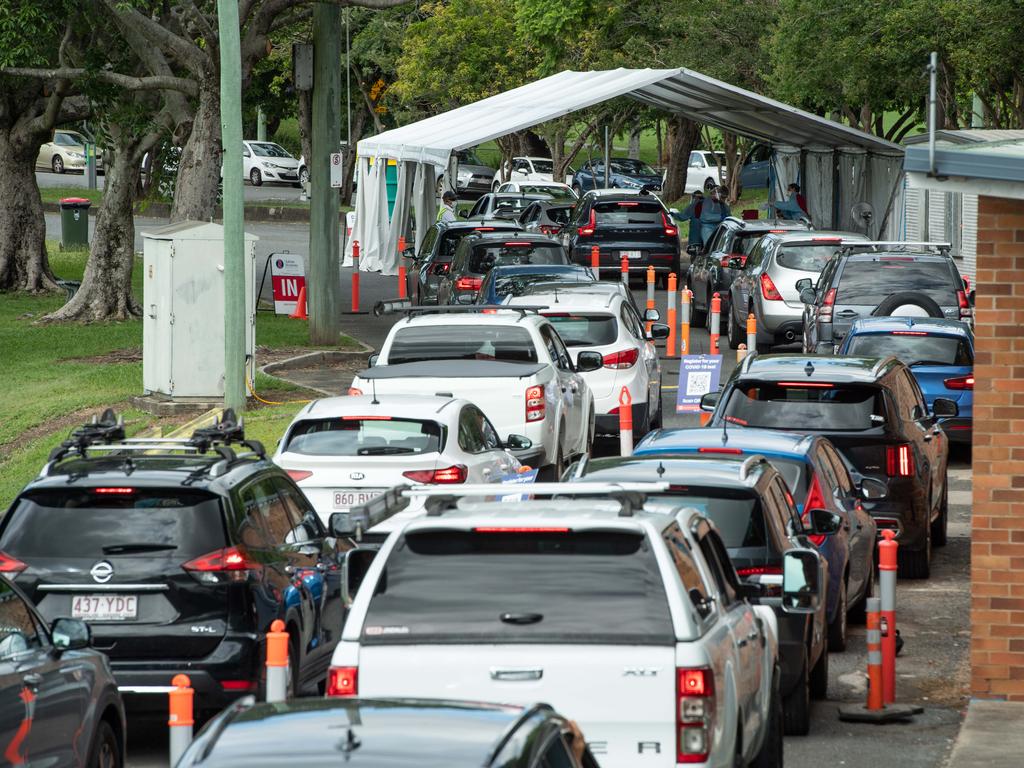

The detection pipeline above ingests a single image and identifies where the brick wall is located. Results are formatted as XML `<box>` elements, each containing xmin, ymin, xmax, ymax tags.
<box><xmin>971</xmin><ymin>194</ymin><xmax>1024</xmax><ymax>699</ymax></box>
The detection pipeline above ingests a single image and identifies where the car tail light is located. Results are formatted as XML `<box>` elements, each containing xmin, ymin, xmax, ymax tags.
<box><xmin>347</xmin><ymin>387</ymin><xmax>363</xmax><ymax>396</ymax></box>
<box><xmin>944</xmin><ymin>375</ymin><xmax>974</xmax><ymax>390</ymax></box>
<box><xmin>662</xmin><ymin>211</ymin><xmax>678</xmax><ymax>237</ymax></box>
<box><xmin>819</xmin><ymin>287</ymin><xmax>837</xmax><ymax>320</ymax></box>
<box><xmin>886</xmin><ymin>444</ymin><xmax>915</xmax><ymax>478</ymax></box>
<box><xmin>0</xmin><ymin>552</ymin><xmax>27</xmax><ymax>575</ymax></box>
<box><xmin>736</xmin><ymin>564</ymin><xmax>783</xmax><ymax>577</ymax></box>
<box><xmin>401</xmin><ymin>465</ymin><xmax>467</xmax><ymax>484</ymax></box>
<box><xmin>430</xmin><ymin>262</ymin><xmax>450</xmax><ymax>276</ymax></box>
<box><xmin>760</xmin><ymin>273</ymin><xmax>782</xmax><ymax>301</ymax></box>
<box><xmin>327</xmin><ymin>666</ymin><xmax>358</xmax><ymax>697</ymax></box>
<box><xmin>220</xmin><ymin>680</ymin><xmax>257</xmax><ymax>692</ymax></box>
<box><xmin>956</xmin><ymin>289</ymin><xmax>971</xmax><ymax>319</ymax></box>
<box><xmin>677</xmin><ymin>667</ymin><xmax>713</xmax><ymax>763</ymax></box>
<box><xmin>455</xmin><ymin>276</ymin><xmax>482</xmax><ymax>292</ymax></box>
<box><xmin>286</xmin><ymin>470</ymin><xmax>312</xmax><ymax>482</ymax></box>
<box><xmin>474</xmin><ymin>227</ymin><xmax>496</xmax><ymax>231</ymax></box>
<box><xmin>776</xmin><ymin>381</ymin><xmax>833</xmax><ymax>388</ymax></box>
<box><xmin>801</xmin><ymin>473</ymin><xmax>828</xmax><ymax>546</ymax></box>
<box><xmin>578</xmin><ymin>209</ymin><xmax>596</xmax><ymax>237</ymax></box>
<box><xmin>539</xmin><ymin>224</ymin><xmax>560</xmax><ymax>236</ymax></box>
<box><xmin>697</xmin><ymin>447</ymin><xmax>743</xmax><ymax>454</ymax></box>
<box><xmin>891</xmin><ymin>331</ymin><xmax>927</xmax><ymax>336</ymax></box>
<box><xmin>474</xmin><ymin>526</ymin><xmax>571</xmax><ymax>533</ymax></box>
<box><xmin>720</xmin><ymin>253</ymin><xmax>746</xmax><ymax>268</ymax></box>
<box><xmin>603</xmin><ymin>348</ymin><xmax>640</xmax><ymax>369</ymax></box>
<box><xmin>526</xmin><ymin>384</ymin><xmax>545</xmax><ymax>422</ymax></box>
<box><xmin>811</xmin><ymin>237</ymin><xmax>843</xmax><ymax>243</ymax></box>
<box><xmin>182</xmin><ymin>546</ymin><xmax>262</xmax><ymax>585</ymax></box>
<box><xmin>93</xmin><ymin>487</ymin><xmax>136</xmax><ymax>495</ymax></box>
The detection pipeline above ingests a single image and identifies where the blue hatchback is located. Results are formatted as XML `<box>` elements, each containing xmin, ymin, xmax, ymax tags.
<box><xmin>635</xmin><ymin>426</ymin><xmax>878</xmax><ymax>650</ymax></box>
<box><xmin>837</xmin><ymin>317</ymin><xmax>973</xmax><ymax>443</ymax></box>
<box><xmin>476</xmin><ymin>263</ymin><xmax>597</xmax><ymax>305</ymax></box>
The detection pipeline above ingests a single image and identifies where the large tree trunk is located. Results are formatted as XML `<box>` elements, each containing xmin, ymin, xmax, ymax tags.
<box><xmin>0</xmin><ymin>130</ymin><xmax>57</xmax><ymax>293</ymax></box>
<box><xmin>42</xmin><ymin>138</ymin><xmax>141</xmax><ymax>322</ymax></box>
<box><xmin>663</xmin><ymin>115</ymin><xmax>700</xmax><ymax>203</ymax></box>
<box><xmin>171</xmin><ymin>82</ymin><xmax>221</xmax><ymax>222</ymax></box>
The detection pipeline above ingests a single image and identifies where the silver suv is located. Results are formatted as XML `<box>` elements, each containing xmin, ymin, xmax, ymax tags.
<box><xmin>727</xmin><ymin>231</ymin><xmax>868</xmax><ymax>351</ymax></box>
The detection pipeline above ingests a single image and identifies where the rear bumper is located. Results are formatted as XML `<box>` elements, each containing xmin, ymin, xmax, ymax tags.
<box><xmin>596</xmin><ymin>400</ymin><xmax>652</xmax><ymax>436</ymax></box>
<box><xmin>862</xmin><ymin>490</ymin><xmax>930</xmax><ymax>551</ymax></box>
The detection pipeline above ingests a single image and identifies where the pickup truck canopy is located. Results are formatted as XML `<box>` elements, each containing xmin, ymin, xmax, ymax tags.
<box><xmin>358</xmin><ymin>360</ymin><xmax>546</xmax><ymax>379</ymax></box>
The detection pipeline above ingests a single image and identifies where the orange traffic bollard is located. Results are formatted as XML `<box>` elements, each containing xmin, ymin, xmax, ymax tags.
<box><xmin>620</xmin><ymin>255</ymin><xmax>629</xmax><ymax>285</ymax></box>
<box><xmin>866</xmin><ymin>598</ymin><xmax>884</xmax><ymax>711</ymax></box>
<box><xmin>746</xmin><ymin>313</ymin><xmax>757</xmax><ymax>356</ymax></box>
<box><xmin>709</xmin><ymin>292</ymin><xmax>721</xmax><ymax>354</ymax></box>
<box><xmin>680</xmin><ymin>288</ymin><xmax>692</xmax><ymax>355</ymax></box>
<box><xmin>879</xmin><ymin>529</ymin><xmax>898</xmax><ymax>704</ymax></box>
<box><xmin>351</xmin><ymin>241</ymin><xmax>361</xmax><ymax>313</ymax></box>
<box><xmin>168</xmin><ymin>674</ymin><xmax>194</xmax><ymax>765</ymax></box>
<box><xmin>618</xmin><ymin>387</ymin><xmax>633</xmax><ymax>456</ymax></box>
<box><xmin>397</xmin><ymin>235</ymin><xmax>407</xmax><ymax>300</ymax></box>
<box><xmin>288</xmin><ymin>285</ymin><xmax>308</xmax><ymax>320</ymax></box>
<box><xmin>266</xmin><ymin>619</ymin><xmax>289</xmax><ymax>702</ymax></box>
<box><xmin>645</xmin><ymin>266</ymin><xmax>656</xmax><ymax>334</ymax></box>
<box><xmin>666</xmin><ymin>273</ymin><xmax>678</xmax><ymax>357</ymax></box>
<box><xmin>590</xmin><ymin>245</ymin><xmax>600</xmax><ymax>275</ymax></box>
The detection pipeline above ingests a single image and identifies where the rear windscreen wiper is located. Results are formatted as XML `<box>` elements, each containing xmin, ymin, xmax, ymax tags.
<box><xmin>102</xmin><ymin>543</ymin><xmax>178</xmax><ymax>554</ymax></box>
<box><xmin>356</xmin><ymin>446</ymin><xmax>416</xmax><ymax>456</ymax></box>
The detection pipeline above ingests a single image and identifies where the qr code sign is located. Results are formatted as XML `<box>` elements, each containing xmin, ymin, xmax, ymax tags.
<box><xmin>686</xmin><ymin>371</ymin><xmax>713</xmax><ymax>397</ymax></box>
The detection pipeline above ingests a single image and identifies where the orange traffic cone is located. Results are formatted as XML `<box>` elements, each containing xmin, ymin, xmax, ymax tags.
<box><xmin>289</xmin><ymin>285</ymin><xmax>308</xmax><ymax>320</ymax></box>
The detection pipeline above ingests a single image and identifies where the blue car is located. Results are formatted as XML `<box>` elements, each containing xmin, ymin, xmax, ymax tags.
<box><xmin>635</xmin><ymin>427</ymin><xmax>878</xmax><ymax>650</ymax></box>
<box><xmin>571</xmin><ymin>157</ymin><xmax>663</xmax><ymax>194</ymax></box>
<box><xmin>837</xmin><ymin>317</ymin><xmax>973</xmax><ymax>444</ymax></box>
<box><xmin>476</xmin><ymin>263</ymin><xmax>596</xmax><ymax>304</ymax></box>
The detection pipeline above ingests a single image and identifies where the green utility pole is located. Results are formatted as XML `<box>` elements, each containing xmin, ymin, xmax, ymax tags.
<box><xmin>308</xmin><ymin>2</ymin><xmax>342</xmax><ymax>345</ymax></box>
<box><xmin>218</xmin><ymin>0</ymin><xmax>245</xmax><ymax>411</ymax></box>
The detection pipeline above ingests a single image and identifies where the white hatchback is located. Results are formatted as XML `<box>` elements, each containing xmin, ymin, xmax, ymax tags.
<box><xmin>242</xmin><ymin>140</ymin><xmax>302</xmax><ymax>187</ymax></box>
<box><xmin>273</xmin><ymin>395</ymin><xmax>526</xmax><ymax>527</ymax></box>
<box><xmin>505</xmin><ymin>289</ymin><xmax>667</xmax><ymax>437</ymax></box>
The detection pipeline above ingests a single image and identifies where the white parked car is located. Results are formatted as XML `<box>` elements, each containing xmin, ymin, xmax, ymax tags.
<box><xmin>349</xmin><ymin>308</ymin><xmax>598</xmax><ymax>479</ymax></box>
<box><xmin>495</xmin><ymin>180</ymin><xmax>578</xmax><ymax>201</ymax></box>
<box><xmin>326</xmin><ymin>483</ymin><xmax>811</xmax><ymax>768</ymax></box>
<box><xmin>505</xmin><ymin>289</ymin><xmax>668</xmax><ymax>437</ymax></box>
<box><xmin>497</xmin><ymin>156</ymin><xmax>574</xmax><ymax>188</ymax></box>
<box><xmin>243</xmin><ymin>140</ymin><xmax>302</xmax><ymax>187</ymax></box>
<box><xmin>272</xmin><ymin>395</ymin><xmax>527</xmax><ymax>528</ymax></box>
<box><xmin>684</xmin><ymin>150</ymin><xmax>730</xmax><ymax>194</ymax></box>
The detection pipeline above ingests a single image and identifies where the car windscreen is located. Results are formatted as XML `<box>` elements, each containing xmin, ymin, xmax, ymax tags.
<box><xmin>542</xmin><ymin>313</ymin><xmax>617</xmax><ymax>347</ymax></box>
<box><xmin>609</xmin><ymin>160</ymin><xmax>656</xmax><ymax>176</ymax></box>
<box><xmin>520</xmin><ymin>185</ymin><xmax>574</xmax><ymax>201</ymax></box>
<box><xmin>492</xmin><ymin>272</ymin><xmax>593</xmax><ymax>299</ymax></box>
<box><xmin>284</xmin><ymin>418</ymin><xmax>442</xmax><ymax>456</ymax></box>
<box><xmin>845</xmin><ymin>333</ymin><xmax>972</xmax><ymax>366</ymax></box>
<box><xmin>438</xmin><ymin>227</ymin><xmax>516</xmax><ymax>258</ymax></box>
<box><xmin>643</xmin><ymin>489</ymin><xmax>768</xmax><ymax>549</ymax></box>
<box><xmin>530</xmin><ymin>160</ymin><xmax>553</xmax><ymax>173</ymax></box>
<box><xmin>775</xmin><ymin>244</ymin><xmax>844</xmax><ymax>272</ymax></box>
<box><xmin>387</xmin><ymin>325</ymin><xmax>538</xmax><ymax>364</ymax></box>
<box><xmin>724</xmin><ymin>382</ymin><xmax>886</xmax><ymax>431</ymax></box>
<box><xmin>468</xmin><ymin>243</ymin><xmax>566</xmax><ymax>273</ymax></box>
<box><xmin>836</xmin><ymin>259</ymin><xmax>958</xmax><ymax>305</ymax></box>
<box><xmin>594</xmin><ymin>201</ymin><xmax>663</xmax><ymax>226</ymax></box>
<box><xmin>361</xmin><ymin>530</ymin><xmax>674</xmax><ymax>644</ymax></box>
<box><xmin>56</xmin><ymin>133</ymin><xmax>82</xmax><ymax>146</ymax></box>
<box><xmin>1</xmin><ymin>489</ymin><xmax>226</xmax><ymax>559</ymax></box>
<box><xmin>250</xmin><ymin>142</ymin><xmax>292</xmax><ymax>158</ymax></box>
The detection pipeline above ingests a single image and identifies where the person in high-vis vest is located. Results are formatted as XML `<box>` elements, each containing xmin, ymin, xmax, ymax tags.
<box><xmin>437</xmin><ymin>191</ymin><xmax>457</xmax><ymax>224</ymax></box>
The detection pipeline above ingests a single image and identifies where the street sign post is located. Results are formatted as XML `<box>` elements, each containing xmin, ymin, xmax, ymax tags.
<box><xmin>331</xmin><ymin>152</ymin><xmax>344</xmax><ymax>188</ymax></box>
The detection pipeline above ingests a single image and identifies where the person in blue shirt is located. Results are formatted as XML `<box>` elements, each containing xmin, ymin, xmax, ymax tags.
<box><xmin>773</xmin><ymin>183</ymin><xmax>809</xmax><ymax>221</ymax></box>
<box><xmin>699</xmin><ymin>186</ymin><xmax>731</xmax><ymax>243</ymax></box>
<box><xmin>673</xmin><ymin>190</ymin><xmax>705</xmax><ymax>249</ymax></box>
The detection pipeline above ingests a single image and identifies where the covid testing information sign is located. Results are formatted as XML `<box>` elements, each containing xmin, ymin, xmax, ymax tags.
<box><xmin>676</xmin><ymin>355</ymin><xmax>724</xmax><ymax>412</ymax></box>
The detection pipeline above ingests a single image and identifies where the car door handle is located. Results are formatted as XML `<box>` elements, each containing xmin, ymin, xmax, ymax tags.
<box><xmin>835</xmin><ymin>310</ymin><xmax>859</xmax><ymax>318</ymax></box>
<box><xmin>490</xmin><ymin>667</ymin><xmax>543</xmax><ymax>681</ymax></box>
<box><xmin>22</xmin><ymin>673</ymin><xmax>42</xmax><ymax>688</ymax></box>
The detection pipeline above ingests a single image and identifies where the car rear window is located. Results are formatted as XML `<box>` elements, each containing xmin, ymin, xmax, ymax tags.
<box><xmin>493</xmin><ymin>272</ymin><xmax>593</xmax><ymax>299</ymax></box>
<box><xmin>644</xmin><ymin>489</ymin><xmax>768</xmax><ymax>549</ymax></box>
<box><xmin>388</xmin><ymin>325</ymin><xmax>538</xmax><ymax>364</ymax></box>
<box><xmin>284</xmin><ymin>418</ymin><xmax>442</xmax><ymax>456</ymax></box>
<box><xmin>542</xmin><ymin>313</ymin><xmax>617</xmax><ymax>346</ymax></box>
<box><xmin>836</xmin><ymin>259</ymin><xmax>958</xmax><ymax>305</ymax></box>
<box><xmin>439</xmin><ymin>227</ymin><xmax>516</xmax><ymax>258</ymax></box>
<box><xmin>468</xmin><ymin>243</ymin><xmax>566</xmax><ymax>273</ymax></box>
<box><xmin>845</xmin><ymin>333</ymin><xmax>972</xmax><ymax>366</ymax></box>
<box><xmin>1</xmin><ymin>489</ymin><xmax>226</xmax><ymax>559</ymax></box>
<box><xmin>775</xmin><ymin>244</ymin><xmax>844</xmax><ymax>272</ymax></box>
<box><xmin>362</xmin><ymin>530</ymin><xmax>674</xmax><ymax>644</ymax></box>
<box><xmin>519</xmin><ymin>186</ymin><xmax>574</xmax><ymax>201</ymax></box>
<box><xmin>492</xmin><ymin>198</ymin><xmax>535</xmax><ymax>216</ymax></box>
<box><xmin>594</xmin><ymin>201</ymin><xmax>663</xmax><ymax>226</ymax></box>
<box><xmin>724</xmin><ymin>382</ymin><xmax>886</xmax><ymax>431</ymax></box>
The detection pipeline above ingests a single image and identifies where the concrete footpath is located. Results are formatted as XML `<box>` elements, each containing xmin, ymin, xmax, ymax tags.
<box><xmin>944</xmin><ymin>700</ymin><xmax>1024</xmax><ymax>768</ymax></box>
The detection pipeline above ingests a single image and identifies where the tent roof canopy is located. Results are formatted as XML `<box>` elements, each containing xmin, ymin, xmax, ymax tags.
<box><xmin>358</xmin><ymin>68</ymin><xmax>901</xmax><ymax>166</ymax></box>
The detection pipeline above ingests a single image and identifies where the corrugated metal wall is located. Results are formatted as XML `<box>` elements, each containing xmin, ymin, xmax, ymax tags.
<box><xmin>961</xmin><ymin>194</ymin><xmax>978</xmax><ymax>281</ymax></box>
<box><xmin>902</xmin><ymin>187</ymin><xmax>977</xmax><ymax>281</ymax></box>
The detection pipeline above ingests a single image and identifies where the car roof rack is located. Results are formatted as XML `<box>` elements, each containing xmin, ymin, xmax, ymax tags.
<box><xmin>403</xmin><ymin>305</ymin><xmax>547</xmax><ymax>318</ymax></box>
<box><xmin>837</xmin><ymin>240</ymin><xmax>952</xmax><ymax>255</ymax></box>
<box><xmin>44</xmin><ymin>408</ymin><xmax>266</xmax><ymax>477</ymax></box>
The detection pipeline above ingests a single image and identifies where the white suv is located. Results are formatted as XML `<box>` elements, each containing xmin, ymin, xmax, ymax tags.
<box><xmin>326</xmin><ymin>484</ymin><xmax>821</xmax><ymax>768</ymax></box>
<box><xmin>506</xmin><ymin>289</ymin><xmax>668</xmax><ymax>436</ymax></box>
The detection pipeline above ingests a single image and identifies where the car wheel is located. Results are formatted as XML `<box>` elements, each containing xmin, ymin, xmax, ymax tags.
<box><xmin>849</xmin><ymin>553</ymin><xmax>874</xmax><ymax>625</ymax></box>
<box><xmin>250</xmin><ymin>168</ymin><xmax>263</xmax><ymax>186</ymax></box>
<box><xmin>898</xmin><ymin>523</ymin><xmax>931</xmax><ymax>579</ymax></box>
<box><xmin>88</xmin><ymin>720</ymin><xmax>121</xmax><ymax>768</ymax></box>
<box><xmin>809</xmin><ymin>642</ymin><xmax>829</xmax><ymax>700</ymax></box>
<box><xmin>932</xmin><ymin>482</ymin><xmax>949</xmax><ymax>547</ymax></box>
<box><xmin>783</xmin><ymin>647</ymin><xmax>811</xmax><ymax>736</ymax></box>
<box><xmin>828</xmin><ymin>577</ymin><xmax>848</xmax><ymax>652</ymax></box>
<box><xmin>727</xmin><ymin>306</ymin><xmax>744</xmax><ymax>350</ymax></box>
<box><xmin>298</xmin><ymin>166</ymin><xmax>309</xmax><ymax>185</ymax></box>
<box><xmin>751</xmin><ymin>665</ymin><xmax>784</xmax><ymax>768</ymax></box>
<box><xmin>650</xmin><ymin>386</ymin><xmax>664</xmax><ymax>430</ymax></box>
<box><xmin>703</xmin><ymin>177</ymin><xmax>716</xmax><ymax>191</ymax></box>
<box><xmin>52</xmin><ymin>155</ymin><xmax>65</xmax><ymax>174</ymax></box>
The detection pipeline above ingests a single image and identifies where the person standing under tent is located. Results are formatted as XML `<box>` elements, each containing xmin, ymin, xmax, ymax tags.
<box><xmin>672</xmin><ymin>190</ymin><xmax>706</xmax><ymax>249</ymax></box>
<box><xmin>699</xmin><ymin>186</ymin><xmax>731</xmax><ymax>243</ymax></box>
<box><xmin>437</xmin><ymin>191</ymin><xmax>458</xmax><ymax>223</ymax></box>
<box><xmin>774</xmin><ymin>182</ymin><xmax>809</xmax><ymax>220</ymax></box>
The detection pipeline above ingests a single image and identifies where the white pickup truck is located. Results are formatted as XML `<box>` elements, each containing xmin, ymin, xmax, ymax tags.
<box><xmin>326</xmin><ymin>484</ymin><xmax>822</xmax><ymax>768</ymax></box>
<box><xmin>349</xmin><ymin>308</ymin><xmax>598</xmax><ymax>479</ymax></box>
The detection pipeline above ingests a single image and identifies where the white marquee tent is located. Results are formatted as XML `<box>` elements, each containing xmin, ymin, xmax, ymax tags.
<box><xmin>348</xmin><ymin>68</ymin><xmax>905</xmax><ymax>275</ymax></box>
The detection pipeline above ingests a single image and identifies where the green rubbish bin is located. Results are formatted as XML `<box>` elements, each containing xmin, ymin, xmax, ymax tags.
<box><xmin>59</xmin><ymin>197</ymin><xmax>91</xmax><ymax>249</ymax></box>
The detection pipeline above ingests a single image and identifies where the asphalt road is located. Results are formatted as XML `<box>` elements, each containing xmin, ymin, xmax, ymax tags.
<box><xmin>36</xmin><ymin>170</ymin><xmax>315</xmax><ymax>204</ymax></box>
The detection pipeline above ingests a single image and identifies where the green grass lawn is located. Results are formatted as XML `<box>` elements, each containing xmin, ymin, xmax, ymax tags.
<box><xmin>0</xmin><ymin>246</ymin><xmax>352</xmax><ymax>507</ymax></box>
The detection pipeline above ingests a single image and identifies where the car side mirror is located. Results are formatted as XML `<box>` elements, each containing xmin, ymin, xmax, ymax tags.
<box><xmin>52</xmin><ymin>617</ymin><xmax>90</xmax><ymax>651</ymax></box>
<box><xmin>860</xmin><ymin>477</ymin><xmax>888</xmax><ymax>500</ymax></box>
<box><xmin>806</xmin><ymin>508</ymin><xmax>842</xmax><ymax>536</ymax></box>
<box><xmin>505</xmin><ymin>434</ymin><xmax>533</xmax><ymax>451</ymax></box>
<box><xmin>341</xmin><ymin>548</ymin><xmax>377</xmax><ymax>606</ymax></box>
<box><xmin>644</xmin><ymin>308</ymin><xmax>661</xmax><ymax>322</ymax></box>
<box><xmin>799</xmin><ymin>288</ymin><xmax>817</xmax><ymax>305</ymax></box>
<box><xmin>795</xmin><ymin>278</ymin><xmax>812</xmax><ymax>291</ymax></box>
<box><xmin>699</xmin><ymin>391</ymin><xmax>720</xmax><ymax>413</ymax></box>
<box><xmin>458</xmin><ymin>210</ymin><xmax>469</xmax><ymax>219</ymax></box>
<box><xmin>781</xmin><ymin>549</ymin><xmax>822</xmax><ymax>614</ymax></box>
<box><xmin>576</xmin><ymin>350</ymin><xmax>603</xmax><ymax>372</ymax></box>
<box><xmin>931</xmin><ymin>397</ymin><xmax>959</xmax><ymax>418</ymax></box>
<box><xmin>648</xmin><ymin>322</ymin><xmax>670</xmax><ymax>340</ymax></box>
<box><xmin>367</xmin><ymin>353</ymin><xmax>379</xmax><ymax>367</ymax></box>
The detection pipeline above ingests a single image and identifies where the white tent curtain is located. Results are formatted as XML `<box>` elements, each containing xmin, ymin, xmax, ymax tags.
<box><xmin>868</xmin><ymin>151</ymin><xmax>906</xmax><ymax>240</ymax></box>
<box><xmin>381</xmin><ymin>161</ymin><xmax>416</xmax><ymax>276</ymax></box>
<box><xmin>413</xmin><ymin>163</ymin><xmax>438</xmax><ymax>251</ymax></box>
<box><xmin>344</xmin><ymin>156</ymin><xmax>372</xmax><ymax>267</ymax></box>
<box><xmin>357</xmin><ymin>158</ymin><xmax>386</xmax><ymax>271</ymax></box>
<box><xmin>836</xmin><ymin>148</ymin><xmax>868</xmax><ymax>233</ymax></box>
<box><xmin>770</xmin><ymin>146</ymin><xmax>801</xmax><ymax>203</ymax></box>
<box><xmin>804</xmin><ymin>148</ymin><xmax>834</xmax><ymax>229</ymax></box>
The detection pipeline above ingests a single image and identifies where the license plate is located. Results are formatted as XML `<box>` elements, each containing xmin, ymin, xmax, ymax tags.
<box><xmin>333</xmin><ymin>489</ymin><xmax>385</xmax><ymax>509</ymax></box>
<box><xmin>621</xmin><ymin>250</ymin><xmax>643</xmax><ymax>259</ymax></box>
<box><xmin>72</xmin><ymin>595</ymin><xmax>138</xmax><ymax>621</ymax></box>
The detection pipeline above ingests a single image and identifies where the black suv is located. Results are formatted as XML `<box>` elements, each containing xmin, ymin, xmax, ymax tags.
<box><xmin>702</xmin><ymin>354</ymin><xmax>958</xmax><ymax>578</ymax></box>
<box><xmin>798</xmin><ymin>244</ymin><xmax>972</xmax><ymax>354</ymax></box>
<box><xmin>0</xmin><ymin>410</ymin><xmax>347</xmax><ymax>712</ymax></box>
<box><xmin>686</xmin><ymin>217</ymin><xmax>811</xmax><ymax>325</ymax></box>
<box><xmin>561</xmin><ymin>190</ymin><xmax>681</xmax><ymax>284</ymax></box>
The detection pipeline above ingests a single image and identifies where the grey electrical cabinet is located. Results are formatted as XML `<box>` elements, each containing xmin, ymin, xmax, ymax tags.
<box><xmin>141</xmin><ymin>221</ymin><xmax>258</xmax><ymax>399</ymax></box>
